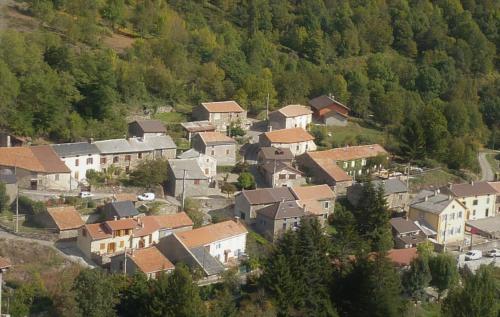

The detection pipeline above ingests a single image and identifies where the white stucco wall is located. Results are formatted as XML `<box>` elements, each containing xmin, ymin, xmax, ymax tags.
<box><xmin>285</xmin><ymin>114</ymin><xmax>312</xmax><ymax>129</ymax></box>
<box><xmin>270</xmin><ymin>140</ymin><xmax>317</xmax><ymax>156</ymax></box>
<box><xmin>437</xmin><ymin>202</ymin><xmax>466</xmax><ymax>244</ymax></box>
<box><xmin>207</xmin><ymin>233</ymin><xmax>247</xmax><ymax>263</ymax></box>
<box><xmin>60</xmin><ymin>154</ymin><xmax>101</xmax><ymax>182</ymax></box>
<box><xmin>459</xmin><ymin>195</ymin><xmax>496</xmax><ymax>220</ymax></box>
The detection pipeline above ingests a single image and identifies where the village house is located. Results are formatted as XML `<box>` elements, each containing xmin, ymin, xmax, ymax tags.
<box><xmin>291</xmin><ymin>184</ymin><xmax>336</xmax><ymax>226</ymax></box>
<box><xmin>298</xmin><ymin>144</ymin><xmax>388</xmax><ymax>194</ymax></box>
<box><xmin>260</xmin><ymin>161</ymin><xmax>305</xmax><ymax>188</ymax></box>
<box><xmin>268</xmin><ymin>105</ymin><xmax>312</xmax><ymax>131</ymax></box>
<box><xmin>177</xmin><ymin>149</ymin><xmax>217</xmax><ymax>182</ymax></box>
<box><xmin>94</xmin><ymin>135</ymin><xmax>176</xmax><ymax>174</ymax></box>
<box><xmin>308</xmin><ymin>94</ymin><xmax>350</xmax><ymax>126</ymax></box>
<box><xmin>259</xmin><ymin>127</ymin><xmax>317</xmax><ymax>156</ymax></box>
<box><xmin>77</xmin><ymin>216</ymin><xmax>161</xmax><ymax>264</ymax></box>
<box><xmin>110</xmin><ymin>246</ymin><xmax>174</xmax><ymax>279</ymax></box>
<box><xmin>408</xmin><ymin>190</ymin><xmax>467</xmax><ymax>245</ymax></box>
<box><xmin>390</xmin><ymin>217</ymin><xmax>428</xmax><ymax>249</ymax></box>
<box><xmin>167</xmin><ymin>158</ymin><xmax>211</xmax><ymax>198</ymax></box>
<box><xmin>0</xmin><ymin>132</ymin><xmax>30</xmax><ymax>147</ymax></box>
<box><xmin>153</xmin><ymin>212</ymin><xmax>194</xmax><ymax>238</ymax></box>
<box><xmin>255</xmin><ymin>200</ymin><xmax>305</xmax><ymax>242</ymax></box>
<box><xmin>32</xmin><ymin>206</ymin><xmax>85</xmax><ymax>239</ymax></box>
<box><xmin>194</xmin><ymin>101</ymin><xmax>247</xmax><ymax>132</ymax></box>
<box><xmin>257</xmin><ymin>147</ymin><xmax>294</xmax><ymax>166</ymax></box>
<box><xmin>347</xmin><ymin>179</ymin><xmax>409</xmax><ymax>211</ymax></box>
<box><xmin>180</xmin><ymin>121</ymin><xmax>216</xmax><ymax>143</ymax></box>
<box><xmin>192</xmin><ymin>132</ymin><xmax>237</xmax><ymax>166</ymax></box>
<box><xmin>0</xmin><ymin>146</ymin><xmax>72</xmax><ymax>191</ymax></box>
<box><xmin>174</xmin><ymin>219</ymin><xmax>247</xmax><ymax>264</ymax></box>
<box><xmin>234</xmin><ymin>187</ymin><xmax>296</xmax><ymax>223</ymax></box>
<box><xmin>489</xmin><ymin>181</ymin><xmax>500</xmax><ymax>215</ymax></box>
<box><xmin>51</xmin><ymin>141</ymin><xmax>101</xmax><ymax>183</ymax></box>
<box><xmin>127</xmin><ymin>120</ymin><xmax>166</xmax><ymax>138</ymax></box>
<box><xmin>103</xmin><ymin>201</ymin><xmax>139</xmax><ymax>221</ymax></box>
<box><xmin>440</xmin><ymin>181</ymin><xmax>497</xmax><ymax>220</ymax></box>
<box><xmin>0</xmin><ymin>170</ymin><xmax>17</xmax><ymax>205</ymax></box>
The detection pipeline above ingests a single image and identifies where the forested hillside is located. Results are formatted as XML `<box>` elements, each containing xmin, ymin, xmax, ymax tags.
<box><xmin>0</xmin><ymin>0</ymin><xmax>499</xmax><ymax>169</ymax></box>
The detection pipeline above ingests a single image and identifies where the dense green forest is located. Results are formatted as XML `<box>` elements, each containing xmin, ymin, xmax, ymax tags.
<box><xmin>0</xmin><ymin>0</ymin><xmax>499</xmax><ymax>169</ymax></box>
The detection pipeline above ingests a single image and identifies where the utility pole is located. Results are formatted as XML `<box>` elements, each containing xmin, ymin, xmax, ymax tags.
<box><xmin>265</xmin><ymin>93</ymin><xmax>270</xmax><ymax>131</ymax></box>
<box><xmin>181</xmin><ymin>169</ymin><xmax>187</xmax><ymax>211</ymax></box>
<box><xmin>272</xmin><ymin>159</ymin><xmax>277</xmax><ymax>188</ymax></box>
<box><xmin>14</xmin><ymin>156</ymin><xmax>19</xmax><ymax>233</ymax></box>
<box><xmin>406</xmin><ymin>161</ymin><xmax>411</xmax><ymax>191</ymax></box>
<box><xmin>123</xmin><ymin>246</ymin><xmax>127</xmax><ymax>277</ymax></box>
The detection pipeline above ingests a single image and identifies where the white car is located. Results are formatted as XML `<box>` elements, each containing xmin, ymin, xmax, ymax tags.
<box><xmin>137</xmin><ymin>193</ymin><xmax>155</xmax><ymax>201</ymax></box>
<box><xmin>485</xmin><ymin>249</ymin><xmax>500</xmax><ymax>258</ymax></box>
<box><xmin>465</xmin><ymin>250</ymin><xmax>482</xmax><ymax>261</ymax></box>
<box><xmin>79</xmin><ymin>191</ymin><xmax>94</xmax><ymax>198</ymax></box>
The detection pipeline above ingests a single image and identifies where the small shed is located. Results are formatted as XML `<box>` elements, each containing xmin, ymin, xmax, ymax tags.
<box><xmin>37</xmin><ymin>206</ymin><xmax>85</xmax><ymax>239</ymax></box>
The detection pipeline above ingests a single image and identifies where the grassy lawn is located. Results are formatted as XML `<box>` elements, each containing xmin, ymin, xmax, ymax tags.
<box><xmin>410</xmin><ymin>169</ymin><xmax>464</xmax><ymax>192</ymax></box>
<box><xmin>154</xmin><ymin>112</ymin><xmax>187</xmax><ymax>124</ymax></box>
<box><xmin>318</xmin><ymin>121</ymin><xmax>386</xmax><ymax>147</ymax></box>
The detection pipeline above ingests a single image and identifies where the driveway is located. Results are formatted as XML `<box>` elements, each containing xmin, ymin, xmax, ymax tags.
<box><xmin>478</xmin><ymin>152</ymin><xmax>495</xmax><ymax>181</ymax></box>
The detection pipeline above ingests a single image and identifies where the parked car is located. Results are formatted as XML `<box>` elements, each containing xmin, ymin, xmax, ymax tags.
<box><xmin>485</xmin><ymin>249</ymin><xmax>500</xmax><ymax>258</ymax></box>
<box><xmin>137</xmin><ymin>193</ymin><xmax>155</xmax><ymax>201</ymax></box>
<box><xmin>464</xmin><ymin>250</ymin><xmax>482</xmax><ymax>261</ymax></box>
<box><xmin>79</xmin><ymin>191</ymin><xmax>94</xmax><ymax>198</ymax></box>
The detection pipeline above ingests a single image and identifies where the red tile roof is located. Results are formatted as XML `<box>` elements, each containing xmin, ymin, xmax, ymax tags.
<box><xmin>133</xmin><ymin>216</ymin><xmax>161</xmax><ymax>237</ymax></box>
<box><xmin>201</xmin><ymin>101</ymin><xmax>244</xmax><ymax>113</ymax></box>
<box><xmin>0</xmin><ymin>145</ymin><xmax>69</xmax><ymax>173</ymax></box>
<box><xmin>46</xmin><ymin>206</ymin><xmax>84</xmax><ymax>231</ymax></box>
<box><xmin>263</xmin><ymin>128</ymin><xmax>315</xmax><ymax>144</ymax></box>
<box><xmin>176</xmin><ymin>220</ymin><xmax>247</xmax><ymax>248</ymax></box>
<box><xmin>276</xmin><ymin>105</ymin><xmax>312</xmax><ymax>117</ymax></box>
<box><xmin>84</xmin><ymin>223</ymin><xmax>112</xmax><ymax>240</ymax></box>
<box><xmin>307</xmin><ymin>144</ymin><xmax>388</xmax><ymax>161</ymax></box>
<box><xmin>387</xmin><ymin>248</ymin><xmax>418</xmax><ymax>267</ymax></box>
<box><xmin>198</xmin><ymin>131</ymin><xmax>236</xmax><ymax>144</ymax></box>
<box><xmin>0</xmin><ymin>256</ymin><xmax>11</xmax><ymax>269</ymax></box>
<box><xmin>129</xmin><ymin>247</ymin><xmax>174</xmax><ymax>274</ymax></box>
<box><xmin>291</xmin><ymin>184</ymin><xmax>335</xmax><ymax>201</ymax></box>
<box><xmin>153</xmin><ymin>212</ymin><xmax>194</xmax><ymax>229</ymax></box>
<box><xmin>105</xmin><ymin>218</ymin><xmax>137</xmax><ymax>231</ymax></box>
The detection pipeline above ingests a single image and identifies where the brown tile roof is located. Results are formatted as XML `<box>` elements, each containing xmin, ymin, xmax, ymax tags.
<box><xmin>257</xmin><ymin>201</ymin><xmax>305</xmax><ymax>220</ymax></box>
<box><xmin>387</xmin><ymin>248</ymin><xmax>418</xmax><ymax>267</ymax></box>
<box><xmin>201</xmin><ymin>101</ymin><xmax>244</xmax><ymax>113</ymax></box>
<box><xmin>84</xmin><ymin>223</ymin><xmax>112</xmax><ymax>240</ymax></box>
<box><xmin>489</xmin><ymin>181</ymin><xmax>500</xmax><ymax>193</ymax></box>
<box><xmin>263</xmin><ymin>128</ymin><xmax>315</xmax><ymax>143</ymax></box>
<box><xmin>390</xmin><ymin>217</ymin><xmax>421</xmax><ymax>234</ymax></box>
<box><xmin>134</xmin><ymin>216</ymin><xmax>161</xmax><ymax>237</ymax></box>
<box><xmin>176</xmin><ymin>220</ymin><xmax>247</xmax><ymax>248</ymax></box>
<box><xmin>298</xmin><ymin>199</ymin><xmax>325</xmax><ymax>215</ymax></box>
<box><xmin>259</xmin><ymin>147</ymin><xmax>294</xmax><ymax>161</ymax></box>
<box><xmin>291</xmin><ymin>184</ymin><xmax>335</xmax><ymax>201</ymax></box>
<box><xmin>307</xmin><ymin>144</ymin><xmax>388</xmax><ymax>162</ymax></box>
<box><xmin>0</xmin><ymin>256</ymin><xmax>11</xmax><ymax>269</ymax></box>
<box><xmin>198</xmin><ymin>132</ymin><xmax>236</xmax><ymax>145</ymax></box>
<box><xmin>46</xmin><ymin>206</ymin><xmax>84</xmax><ymax>231</ymax></box>
<box><xmin>276</xmin><ymin>105</ymin><xmax>312</xmax><ymax>117</ymax></box>
<box><xmin>132</xmin><ymin>120</ymin><xmax>166</xmax><ymax>133</ymax></box>
<box><xmin>129</xmin><ymin>246</ymin><xmax>174</xmax><ymax>274</ymax></box>
<box><xmin>181</xmin><ymin>121</ymin><xmax>216</xmax><ymax>133</ymax></box>
<box><xmin>0</xmin><ymin>146</ymin><xmax>69</xmax><ymax>173</ymax></box>
<box><xmin>308</xmin><ymin>95</ymin><xmax>350</xmax><ymax>111</ymax></box>
<box><xmin>105</xmin><ymin>218</ymin><xmax>137</xmax><ymax>231</ymax></box>
<box><xmin>304</xmin><ymin>154</ymin><xmax>352</xmax><ymax>182</ymax></box>
<box><xmin>444</xmin><ymin>181</ymin><xmax>498</xmax><ymax>197</ymax></box>
<box><xmin>240</xmin><ymin>187</ymin><xmax>296</xmax><ymax>205</ymax></box>
<box><xmin>153</xmin><ymin>212</ymin><xmax>194</xmax><ymax>229</ymax></box>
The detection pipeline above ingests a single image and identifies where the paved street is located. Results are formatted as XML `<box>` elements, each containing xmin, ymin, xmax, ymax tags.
<box><xmin>458</xmin><ymin>255</ymin><xmax>500</xmax><ymax>272</ymax></box>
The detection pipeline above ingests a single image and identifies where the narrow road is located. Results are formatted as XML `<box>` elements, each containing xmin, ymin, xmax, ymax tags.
<box><xmin>478</xmin><ymin>152</ymin><xmax>495</xmax><ymax>181</ymax></box>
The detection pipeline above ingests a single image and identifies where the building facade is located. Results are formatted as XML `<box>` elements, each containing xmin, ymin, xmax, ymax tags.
<box><xmin>259</xmin><ymin>128</ymin><xmax>317</xmax><ymax>156</ymax></box>
<box><xmin>194</xmin><ymin>101</ymin><xmax>247</xmax><ymax>132</ymax></box>
<box><xmin>268</xmin><ymin>105</ymin><xmax>312</xmax><ymax>130</ymax></box>
<box><xmin>192</xmin><ymin>132</ymin><xmax>237</xmax><ymax>166</ymax></box>
<box><xmin>51</xmin><ymin>142</ymin><xmax>101</xmax><ymax>183</ymax></box>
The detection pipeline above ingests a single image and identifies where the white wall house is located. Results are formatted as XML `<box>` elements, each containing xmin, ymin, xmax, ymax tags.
<box><xmin>52</xmin><ymin>142</ymin><xmax>102</xmax><ymax>182</ymax></box>
<box><xmin>177</xmin><ymin>149</ymin><xmax>217</xmax><ymax>181</ymax></box>
<box><xmin>269</xmin><ymin>105</ymin><xmax>312</xmax><ymax>130</ymax></box>
<box><xmin>176</xmin><ymin>219</ymin><xmax>248</xmax><ymax>264</ymax></box>
<box><xmin>259</xmin><ymin>128</ymin><xmax>317</xmax><ymax>156</ymax></box>
<box><xmin>442</xmin><ymin>181</ymin><xmax>498</xmax><ymax>220</ymax></box>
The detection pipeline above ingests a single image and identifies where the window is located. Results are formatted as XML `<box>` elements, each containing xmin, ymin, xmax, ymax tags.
<box><xmin>473</xmin><ymin>199</ymin><xmax>478</xmax><ymax>206</ymax></box>
<box><xmin>216</xmin><ymin>243</ymin><xmax>221</xmax><ymax>249</ymax></box>
<box><xmin>125</xmin><ymin>166</ymin><xmax>130</xmax><ymax>173</ymax></box>
<box><xmin>194</xmin><ymin>179</ymin><xmax>200</xmax><ymax>185</ymax></box>
<box><xmin>226</xmin><ymin>149</ymin><xmax>230</xmax><ymax>155</ymax></box>
<box><xmin>211</xmin><ymin>150</ymin><xmax>215</xmax><ymax>156</ymax></box>
<box><xmin>55</xmin><ymin>174</ymin><xmax>59</xmax><ymax>181</ymax></box>
<box><xmin>149</xmin><ymin>234</ymin><xmax>152</xmax><ymax>244</ymax></box>
<box><xmin>305</xmin><ymin>143</ymin><xmax>309</xmax><ymax>150</ymax></box>
<box><xmin>125</xmin><ymin>155</ymin><xmax>131</xmax><ymax>161</ymax></box>
<box><xmin>100</xmin><ymin>243</ymin><xmax>105</xmax><ymax>250</ymax></box>
<box><xmin>138</xmin><ymin>152</ymin><xmax>143</xmax><ymax>159</ymax></box>
<box><xmin>74</xmin><ymin>172</ymin><xmax>79</xmax><ymax>180</ymax></box>
<box><xmin>101</xmin><ymin>157</ymin><xmax>107</xmax><ymax>164</ymax></box>
<box><xmin>486</xmin><ymin>208</ymin><xmax>489</xmax><ymax>217</ymax></box>
<box><xmin>351</xmin><ymin>161</ymin><xmax>355</xmax><ymax>167</ymax></box>
<box><xmin>75</xmin><ymin>159</ymin><xmax>79</xmax><ymax>167</ymax></box>
<box><xmin>119</xmin><ymin>241</ymin><xmax>124</xmax><ymax>248</ymax></box>
<box><xmin>457</xmin><ymin>226</ymin><xmax>461</xmax><ymax>234</ymax></box>
<box><xmin>343</xmin><ymin>162</ymin><xmax>348</xmax><ymax>168</ymax></box>
<box><xmin>361</xmin><ymin>159</ymin><xmax>367</xmax><ymax>166</ymax></box>
<box><xmin>206</xmin><ymin>159</ymin><xmax>209</xmax><ymax>163</ymax></box>
<box><xmin>205</xmin><ymin>168</ymin><xmax>209</xmax><ymax>175</ymax></box>
<box><xmin>324</xmin><ymin>201</ymin><xmax>330</xmax><ymax>209</ymax></box>
<box><xmin>282</xmin><ymin>223</ymin><xmax>287</xmax><ymax>230</ymax></box>
<box><xmin>289</xmin><ymin>174</ymin><xmax>296</xmax><ymax>180</ymax></box>
<box><xmin>296</xmin><ymin>145</ymin><xmax>300</xmax><ymax>151</ymax></box>
<box><xmin>279</xmin><ymin>174</ymin><xmax>287</xmax><ymax>180</ymax></box>
<box><xmin>458</xmin><ymin>211</ymin><xmax>462</xmax><ymax>218</ymax></box>
<box><xmin>240</xmin><ymin>212</ymin><xmax>246</xmax><ymax>220</ymax></box>
<box><xmin>473</xmin><ymin>210</ymin><xmax>476</xmax><ymax>216</ymax></box>
<box><xmin>450</xmin><ymin>213</ymin><xmax>455</xmax><ymax>220</ymax></box>
<box><xmin>86</xmin><ymin>157</ymin><xmax>93</xmax><ymax>165</ymax></box>
<box><xmin>113</xmin><ymin>156</ymin><xmax>119</xmax><ymax>163</ymax></box>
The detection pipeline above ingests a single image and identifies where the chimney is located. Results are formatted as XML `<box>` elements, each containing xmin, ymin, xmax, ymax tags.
<box><xmin>113</xmin><ymin>216</ymin><xmax>117</xmax><ymax>221</ymax></box>
<box><xmin>88</xmin><ymin>138</ymin><xmax>94</xmax><ymax>144</ymax></box>
<box><xmin>470</xmin><ymin>180</ymin><xmax>474</xmax><ymax>186</ymax></box>
<box><xmin>234</xmin><ymin>216</ymin><xmax>240</xmax><ymax>223</ymax></box>
<box><xmin>448</xmin><ymin>195</ymin><xmax>452</xmax><ymax>200</ymax></box>
<box><xmin>448</xmin><ymin>183</ymin><xmax>453</xmax><ymax>190</ymax></box>
<box><xmin>424</xmin><ymin>195</ymin><xmax>428</xmax><ymax>202</ymax></box>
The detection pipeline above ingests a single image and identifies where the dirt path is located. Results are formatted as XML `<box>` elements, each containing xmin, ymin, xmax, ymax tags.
<box><xmin>478</xmin><ymin>152</ymin><xmax>495</xmax><ymax>181</ymax></box>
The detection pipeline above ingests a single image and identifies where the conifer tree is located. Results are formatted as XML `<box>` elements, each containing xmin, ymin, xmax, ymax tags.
<box><xmin>402</xmin><ymin>256</ymin><xmax>432</xmax><ymax>300</ymax></box>
<box><xmin>429</xmin><ymin>253</ymin><xmax>459</xmax><ymax>299</ymax></box>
